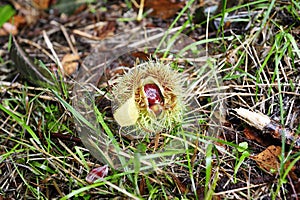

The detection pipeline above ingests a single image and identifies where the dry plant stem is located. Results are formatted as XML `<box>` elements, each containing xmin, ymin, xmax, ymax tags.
<box><xmin>0</xmin><ymin>81</ymin><xmax>57</xmax><ymax>100</ymax></box>
<box><xmin>234</xmin><ymin>108</ymin><xmax>300</xmax><ymax>148</ymax></box>
<box><xmin>58</xmin><ymin>139</ymin><xmax>85</xmax><ymax>167</ymax></box>
<box><xmin>43</xmin><ymin>30</ymin><xmax>65</xmax><ymax>76</ymax></box>
<box><xmin>19</xmin><ymin>38</ymin><xmax>56</xmax><ymax>62</ymax></box>
<box><xmin>213</xmin><ymin>183</ymin><xmax>268</xmax><ymax>196</ymax></box>
<box><xmin>59</xmin><ymin>24</ymin><xmax>78</xmax><ymax>55</ymax></box>
<box><xmin>0</xmin><ymin>105</ymin><xmax>20</xmax><ymax>136</ymax></box>
<box><xmin>73</xmin><ymin>29</ymin><xmax>105</xmax><ymax>41</ymax></box>
<box><xmin>137</xmin><ymin>0</ymin><xmax>145</xmax><ymax>21</ymax></box>
<box><xmin>29</xmin><ymin>138</ymin><xmax>86</xmax><ymax>185</ymax></box>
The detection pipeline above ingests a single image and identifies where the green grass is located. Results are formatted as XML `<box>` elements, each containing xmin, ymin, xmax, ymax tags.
<box><xmin>0</xmin><ymin>4</ymin><xmax>15</xmax><ymax>27</ymax></box>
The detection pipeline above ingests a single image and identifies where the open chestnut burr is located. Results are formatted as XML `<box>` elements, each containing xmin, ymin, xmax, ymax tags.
<box><xmin>73</xmin><ymin>27</ymin><xmax>224</xmax><ymax>172</ymax></box>
<box><xmin>112</xmin><ymin>60</ymin><xmax>184</xmax><ymax>135</ymax></box>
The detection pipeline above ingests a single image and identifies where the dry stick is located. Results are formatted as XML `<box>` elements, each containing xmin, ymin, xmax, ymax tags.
<box><xmin>25</xmin><ymin>98</ymin><xmax>34</xmax><ymax>128</ymax></box>
<box><xmin>58</xmin><ymin>139</ymin><xmax>85</xmax><ymax>167</ymax></box>
<box><xmin>0</xmin><ymin>81</ymin><xmax>58</xmax><ymax>101</ymax></box>
<box><xmin>52</xmin><ymin>180</ymin><xmax>64</xmax><ymax>197</ymax></box>
<box><xmin>137</xmin><ymin>0</ymin><xmax>145</xmax><ymax>21</ymax></box>
<box><xmin>19</xmin><ymin>38</ymin><xmax>56</xmax><ymax>63</ymax></box>
<box><xmin>234</xmin><ymin>107</ymin><xmax>300</xmax><ymax>148</ymax></box>
<box><xmin>60</xmin><ymin>24</ymin><xmax>78</xmax><ymax>55</ymax></box>
<box><xmin>43</xmin><ymin>30</ymin><xmax>65</xmax><ymax>77</ymax></box>
<box><xmin>213</xmin><ymin>183</ymin><xmax>267</xmax><ymax>196</ymax></box>
<box><xmin>205</xmin><ymin>6</ymin><xmax>210</xmax><ymax>58</ymax></box>
<box><xmin>0</xmin><ymin>105</ymin><xmax>20</xmax><ymax>136</ymax></box>
<box><xmin>82</xmin><ymin>21</ymin><xmax>107</xmax><ymax>31</ymax></box>
<box><xmin>0</xmin><ymin>81</ymin><xmax>51</xmax><ymax>90</ymax></box>
<box><xmin>73</xmin><ymin>29</ymin><xmax>104</xmax><ymax>41</ymax></box>
<box><xmin>50</xmin><ymin>133</ymin><xmax>81</xmax><ymax>143</ymax></box>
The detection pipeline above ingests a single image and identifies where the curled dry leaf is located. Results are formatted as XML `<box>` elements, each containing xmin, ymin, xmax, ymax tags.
<box><xmin>86</xmin><ymin>165</ymin><xmax>109</xmax><ymax>184</ymax></box>
<box><xmin>243</xmin><ymin>128</ymin><xmax>262</xmax><ymax>143</ymax></box>
<box><xmin>139</xmin><ymin>176</ymin><xmax>146</xmax><ymax>195</ymax></box>
<box><xmin>170</xmin><ymin>173</ymin><xmax>188</xmax><ymax>194</ymax></box>
<box><xmin>96</xmin><ymin>21</ymin><xmax>116</xmax><ymax>40</ymax></box>
<box><xmin>61</xmin><ymin>53</ymin><xmax>79</xmax><ymax>76</ymax></box>
<box><xmin>10</xmin><ymin>15</ymin><xmax>27</xmax><ymax>28</ymax></box>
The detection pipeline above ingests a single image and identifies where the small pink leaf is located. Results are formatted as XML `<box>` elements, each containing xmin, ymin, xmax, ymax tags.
<box><xmin>86</xmin><ymin>165</ymin><xmax>109</xmax><ymax>183</ymax></box>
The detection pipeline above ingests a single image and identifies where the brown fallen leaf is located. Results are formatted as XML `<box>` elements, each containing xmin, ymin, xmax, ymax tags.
<box><xmin>96</xmin><ymin>21</ymin><xmax>116</xmax><ymax>40</ymax></box>
<box><xmin>10</xmin><ymin>15</ymin><xmax>27</xmax><ymax>28</ymax></box>
<box><xmin>251</xmin><ymin>145</ymin><xmax>281</xmax><ymax>173</ymax></box>
<box><xmin>243</xmin><ymin>128</ymin><xmax>263</xmax><ymax>144</ymax></box>
<box><xmin>61</xmin><ymin>53</ymin><xmax>79</xmax><ymax>76</ymax></box>
<box><xmin>32</xmin><ymin>0</ymin><xmax>51</xmax><ymax>10</ymax></box>
<box><xmin>139</xmin><ymin>176</ymin><xmax>146</xmax><ymax>195</ymax></box>
<box><xmin>251</xmin><ymin>145</ymin><xmax>298</xmax><ymax>180</ymax></box>
<box><xmin>170</xmin><ymin>173</ymin><xmax>188</xmax><ymax>194</ymax></box>
<box><xmin>141</xmin><ymin>0</ymin><xmax>185</xmax><ymax>20</ymax></box>
<box><xmin>243</xmin><ymin>127</ymin><xmax>270</xmax><ymax>147</ymax></box>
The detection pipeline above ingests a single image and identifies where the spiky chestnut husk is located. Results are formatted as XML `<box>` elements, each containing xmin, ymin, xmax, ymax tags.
<box><xmin>112</xmin><ymin>60</ymin><xmax>184</xmax><ymax>135</ymax></box>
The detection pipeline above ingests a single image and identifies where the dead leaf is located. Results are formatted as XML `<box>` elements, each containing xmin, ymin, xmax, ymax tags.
<box><xmin>251</xmin><ymin>145</ymin><xmax>297</xmax><ymax>180</ymax></box>
<box><xmin>139</xmin><ymin>176</ymin><xmax>146</xmax><ymax>195</ymax></box>
<box><xmin>96</xmin><ymin>21</ymin><xmax>115</xmax><ymax>40</ymax></box>
<box><xmin>243</xmin><ymin>127</ymin><xmax>268</xmax><ymax>146</ymax></box>
<box><xmin>131</xmin><ymin>51</ymin><xmax>151</xmax><ymax>61</ymax></box>
<box><xmin>142</xmin><ymin>0</ymin><xmax>185</xmax><ymax>20</ymax></box>
<box><xmin>244</xmin><ymin>128</ymin><xmax>260</xmax><ymax>142</ymax></box>
<box><xmin>32</xmin><ymin>0</ymin><xmax>51</xmax><ymax>10</ymax></box>
<box><xmin>170</xmin><ymin>173</ymin><xmax>188</xmax><ymax>194</ymax></box>
<box><xmin>61</xmin><ymin>53</ymin><xmax>79</xmax><ymax>75</ymax></box>
<box><xmin>73</xmin><ymin>3</ymin><xmax>88</xmax><ymax>15</ymax></box>
<box><xmin>10</xmin><ymin>15</ymin><xmax>27</xmax><ymax>28</ymax></box>
<box><xmin>234</xmin><ymin>108</ymin><xmax>271</xmax><ymax>130</ymax></box>
<box><xmin>251</xmin><ymin>145</ymin><xmax>281</xmax><ymax>173</ymax></box>
<box><xmin>234</xmin><ymin>108</ymin><xmax>300</xmax><ymax>148</ymax></box>
<box><xmin>10</xmin><ymin>1</ymin><xmax>41</xmax><ymax>25</ymax></box>
<box><xmin>295</xmin><ymin>181</ymin><xmax>300</xmax><ymax>194</ymax></box>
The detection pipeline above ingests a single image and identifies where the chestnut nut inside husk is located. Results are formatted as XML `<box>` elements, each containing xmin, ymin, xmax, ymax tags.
<box><xmin>112</xmin><ymin>61</ymin><xmax>184</xmax><ymax>134</ymax></box>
